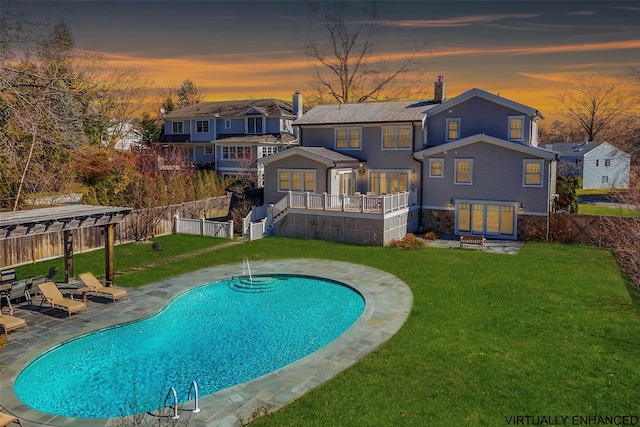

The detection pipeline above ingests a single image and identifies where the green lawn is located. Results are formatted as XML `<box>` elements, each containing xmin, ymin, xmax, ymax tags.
<box><xmin>14</xmin><ymin>234</ymin><xmax>231</xmax><ymax>282</ymax></box>
<box><xmin>578</xmin><ymin>204</ymin><xmax>639</xmax><ymax>217</ymax></box>
<box><xmin>15</xmin><ymin>237</ymin><xmax>640</xmax><ymax>426</ymax></box>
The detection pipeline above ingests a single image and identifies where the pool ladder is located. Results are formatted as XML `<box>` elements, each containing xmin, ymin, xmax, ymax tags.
<box><xmin>164</xmin><ymin>381</ymin><xmax>200</xmax><ymax>420</ymax></box>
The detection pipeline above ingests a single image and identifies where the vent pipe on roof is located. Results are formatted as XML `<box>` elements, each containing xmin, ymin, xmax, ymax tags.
<box><xmin>434</xmin><ymin>76</ymin><xmax>445</xmax><ymax>103</ymax></box>
<box><xmin>293</xmin><ymin>91</ymin><xmax>303</xmax><ymax>119</ymax></box>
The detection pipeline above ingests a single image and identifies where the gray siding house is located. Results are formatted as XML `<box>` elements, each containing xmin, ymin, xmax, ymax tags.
<box><xmin>257</xmin><ymin>78</ymin><xmax>559</xmax><ymax>243</ymax></box>
<box><xmin>159</xmin><ymin>94</ymin><xmax>303</xmax><ymax>183</ymax></box>
<box><xmin>540</xmin><ymin>141</ymin><xmax>630</xmax><ymax>189</ymax></box>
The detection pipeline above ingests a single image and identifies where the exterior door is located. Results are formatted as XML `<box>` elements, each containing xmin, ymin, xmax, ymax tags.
<box><xmin>455</xmin><ymin>201</ymin><xmax>516</xmax><ymax>238</ymax></box>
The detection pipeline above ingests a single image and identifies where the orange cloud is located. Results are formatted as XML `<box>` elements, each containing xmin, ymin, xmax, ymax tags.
<box><xmin>378</xmin><ymin>14</ymin><xmax>537</xmax><ymax>27</ymax></box>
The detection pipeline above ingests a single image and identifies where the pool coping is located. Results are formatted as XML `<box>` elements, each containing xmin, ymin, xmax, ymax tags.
<box><xmin>0</xmin><ymin>259</ymin><xmax>413</xmax><ymax>427</ymax></box>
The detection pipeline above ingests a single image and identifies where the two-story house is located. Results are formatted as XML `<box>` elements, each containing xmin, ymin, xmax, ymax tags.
<box><xmin>257</xmin><ymin>78</ymin><xmax>559</xmax><ymax>244</ymax></box>
<box><xmin>540</xmin><ymin>141</ymin><xmax>630</xmax><ymax>189</ymax></box>
<box><xmin>159</xmin><ymin>94</ymin><xmax>303</xmax><ymax>184</ymax></box>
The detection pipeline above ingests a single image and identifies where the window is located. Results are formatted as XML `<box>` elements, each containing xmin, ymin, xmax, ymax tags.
<box><xmin>172</xmin><ymin>121</ymin><xmax>183</xmax><ymax>133</ymax></box>
<box><xmin>509</xmin><ymin>116</ymin><xmax>524</xmax><ymax>141</ymax></box>
<box><xmin>278</xmin><ymin>170</ymin><xmax>316</xmax><ymax>193</ymax></box>
<box><xmin>260</xmin><ymin>146</ymin><xmax>278</xmax><ymax>157</ymax></box>
<box><xmin>446</xmin><ymin>118</ymin><xmax>460</xmax><ymax>141</ymax></box>
<box><xmin>596</xmin><ymin>159</ymin><xmax>599</xmax><ymax>167</ymax></box>
<box><xmin>247</xmin><ymin>117</ymin><xmax>263</xmax><ymax>134</ymax></box>
<box><xmin>335</xmin><ymin>127</ymin><xmax>361</xmax><ymax>149</ymax></box>
<box><xmin>605</xmin><ymin>159</ymin><xmax>611</xmax><ymax>167</ymax></box>
<box><xmin>429</xmin><ymin>158</ymin><xmax>444</xmax><ymax>178</ymax></box>
<box><xmin>225</xmin><ymin>119</ymin><xmax>231</xmax><ymax>129</ymax></box>
<box><xmin>523</xmin><ymin>160</ymin><xmax>543</xmax><ymax>187</ymax></box>
<box><xmin>204</xmin><ymin>146</ymin><xmax>213</xmax><ymax>155</ymax></box>
<box><xmin>454</xmin><ymin>159</ymin><xmax>472</xmax><ymax>184</ymax></box>
<box><xmin>368</xmin><ymin>171</ymin><xmax>409</xmax><ymax>195</ymax></box>
<box><xmin>382</xmin><ymin>126</ymin><xmax>412</xmax><ymax>149</ymax></box>
<box><xmin>602</xmin><ymin>175</ymin><xmax>609</xmax><ymax>184</ymax></box>
<box><xmin>196</xmin><ymin>120</ymin><xmax>209</xmax><ymax>133</ymax></box>
<box><xmin>222</xmin><ymin>146</ymin><xmax>252</xmax><ymax>160</ymax></box>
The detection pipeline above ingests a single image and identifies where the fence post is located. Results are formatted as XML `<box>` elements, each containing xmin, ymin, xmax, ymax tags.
<box><xmin>201</xmin><ymin>218</ymin><xmax>205</xmax><ymax>236</ymax></box>
<box><xmin>323</xmin><ymin>193</ymin><xmax>327</xmax><ymax>210</ymax></box>
<box><xmin>229</xmin><ymin>220</ymin><xmax>234</xmax><ymax>240</ymax></box>
<box><xmin>361</xmin><ymin>193</ymin><xmax>365</xmax><ymax>213</ymax></box>
<box><xmin>174</xmin><ymin>215</ymin><xmax>179</xmax><ymax>234</ymax></box>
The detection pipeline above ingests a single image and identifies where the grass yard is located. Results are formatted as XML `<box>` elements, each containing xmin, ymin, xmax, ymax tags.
<box><xmin>14</xmin><ymin>236</ymin><xmax>640</xmax><ymax>425</ymax></box>
<box><xmin>15</xmin><ymin>234</ymin><xmax>230</xmax><ymax>282</ymax></box>
<box><xmin>578</xmin><ymin>204</ymin><xmax>639</xmax><ymax>217</ymax></box>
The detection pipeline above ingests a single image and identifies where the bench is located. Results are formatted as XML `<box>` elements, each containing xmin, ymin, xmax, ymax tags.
<box><xmin>460</xmin><ymin>234</ymin><xmax>486</xmax><ymax>249</ymax></box>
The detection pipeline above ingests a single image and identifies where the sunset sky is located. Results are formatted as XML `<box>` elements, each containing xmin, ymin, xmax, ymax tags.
<box><xmin>3</xmin><ymin>0</ymin><xmax>640</xmax><ymax>120</ymax></box>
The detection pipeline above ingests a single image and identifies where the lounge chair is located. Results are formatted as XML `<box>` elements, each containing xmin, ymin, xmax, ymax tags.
<box><xmin>37</xmin><ymin>282</ymin><xmax>88</xmax><ymax>317</ymax></box>
<box><xmin>78</xmin><ymin>273</ymin><xmax>128</xmax><ymax>304</ymax></box>
<box><xmin>0</xmin><ymin>313</ymin><xmax>28</xmax><ymax>337</ymax></box>
<box><xmin>0</xmin><ymin>412</ymin><xmax>23</xmax><ymax>427</ymax></box>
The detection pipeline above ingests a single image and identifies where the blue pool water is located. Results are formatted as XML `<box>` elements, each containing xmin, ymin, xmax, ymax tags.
<box><xmin>14</xmin><ymin>275</ymin><xmax>364</xmax><ymax>418</ymax></box>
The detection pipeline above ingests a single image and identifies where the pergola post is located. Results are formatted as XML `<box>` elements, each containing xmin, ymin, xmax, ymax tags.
<box><xmin>64</xmin><ymin>230</ymin><xmax>73</xmax><ymax>283</ymax></box>
<box><xmin>104</xmin><ymin>223</ymin><xmax>115</xmax><ymax>286</ymax></box>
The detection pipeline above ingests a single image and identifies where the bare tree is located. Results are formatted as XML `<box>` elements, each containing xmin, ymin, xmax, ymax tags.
<box><xmin>158</xmin><ymin>79</ymin><xmax>205</xmax><ymax>112</ymax></box>
<box><xmin>552</xmin><ymin>74</ymin><xmax>637</xmax><ymax>143</ymax></box>
<box><xmin>304</xmin><ymin>1</ymin><xmax>426</xmax><ymax>104</ymax></box>
<box><xmin>599</xmin><ymin>166</ymin><xmax>640</xmax><ymax>288</ymax></box>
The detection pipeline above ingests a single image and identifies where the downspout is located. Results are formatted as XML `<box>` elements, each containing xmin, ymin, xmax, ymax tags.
<box><xmin>414</xmin><ymin>120</ymin><xmax>424</xmax><ymax>233</ymax></box>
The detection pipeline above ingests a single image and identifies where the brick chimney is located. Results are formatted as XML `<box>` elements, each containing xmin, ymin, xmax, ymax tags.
<box><xmin>292</xmin><ymin>91</ymin><xmax>303</xmax><ymax>119</ymax></box>
<box><xmin>434</xmin><ymin>76</ymin><xmax>446</xmax><ymax>103</ymax></box>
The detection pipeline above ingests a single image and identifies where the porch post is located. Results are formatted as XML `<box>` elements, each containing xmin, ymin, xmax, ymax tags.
<box><xmin>104</xmin><ymin>223</ymin><xmax>115</xmax><ymax>286</ymax></box>
<box><xmin>63</xmin><ymin>230</ymin><xmax>73</xmax><ymax>283</ymax></box>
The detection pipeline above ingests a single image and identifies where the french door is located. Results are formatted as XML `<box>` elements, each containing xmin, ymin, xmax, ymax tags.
<box><xmin>455</xmin><ymin>201</ymin><xmax>517</xmax><ymax>238</ymax></box>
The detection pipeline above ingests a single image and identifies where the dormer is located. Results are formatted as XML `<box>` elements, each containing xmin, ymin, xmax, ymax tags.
<box><xmin>244</xmin><ymin>106</ymin><xmax>267</xmax><ymax>134</ymax></box>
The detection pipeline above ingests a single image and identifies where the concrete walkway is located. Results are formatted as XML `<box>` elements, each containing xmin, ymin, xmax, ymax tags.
<box><xmin>0</xmin><ymin>259</ymin><xmax>413</xmax><ymax>427</ymax></box>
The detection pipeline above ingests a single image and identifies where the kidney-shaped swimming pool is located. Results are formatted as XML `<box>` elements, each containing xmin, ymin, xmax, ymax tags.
<box><xmin>14</xmin><ymin>274</ymin><xmax>365</xmax><ymax>418</ymax></box>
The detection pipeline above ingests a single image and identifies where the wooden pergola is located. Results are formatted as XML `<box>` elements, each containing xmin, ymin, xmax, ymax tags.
<box><xmin>0</xmin><ymin>205</ymin><xmax>132</xmax><ymax>285</ymax></box>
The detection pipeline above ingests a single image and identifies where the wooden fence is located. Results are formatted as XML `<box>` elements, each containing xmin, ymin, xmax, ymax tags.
<box><xmin>0</xmin><ymin>195</ymin><xmax>230</xmax><ymax>268</ymax></box>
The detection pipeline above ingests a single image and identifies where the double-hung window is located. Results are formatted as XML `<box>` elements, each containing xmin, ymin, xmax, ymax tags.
<box><xmin>224</xmin><ymin>119</ymin><xmax>231</xmax><ymax>129</ymax></box>
<box><xmin>172</xmin><ymin>121</ymin><xmax>183</xmax><ymax>134</ymax></box>
<box><xmin>509</xmin><ymin>116</ymin><xmax>524</xmax><ymax>141</ymax></box>
<box><xmin>523</xmin><ymin>159</ymin><xmax>543</xmax><ymax>187</ymax></box>
<box><xmin>454</xmin><ymin>159</ymin><xmax>472</xmax><ymax>185</ymax></box>
<box><xmin>196</xmin><ymin>120</ymin><xmax>209</xmax><ymax>133</ymax></box>
<box><xmin>247</xmin><ymin>117</ymin><xmax>264</xmax><ymax>134</ymax></box>
<box><xmin>429</xmin><ymin>158</ymin><xmax>444</xmax><ymax>178</ymax></box>
<box><xmin>204</xmin><ymin>146</ymin><xmax>213</xmax><ymax>155</ymax></box>
<box><xmin>446</xmin><ymin>118</ymin><xmax>460</xmax><ymax>141</ymax></box>
<box><xmin>335</xmin><ymin>127</ymin><xmax>361</xmax><ymax>150</ymax></box>
<box><xmin>382</xmin><ymin>126</ymin><xmax>412</xmax><ymax>149</ymax></box>
<box><xmin>278</xmin><ymin>169</ymin><xmax>316</xmax><ymax>193</ymax></box>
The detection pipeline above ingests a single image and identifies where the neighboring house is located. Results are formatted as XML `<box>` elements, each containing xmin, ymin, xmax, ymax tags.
<box><xmin>159</xmin><ymin>93</ymin><xmax>302</xmax><ymax>183</ymax></box>
<box><xmin>257</xmin><ymin>78</ymin><xmax>559</xmax><ymax>244</ymax></box>
<box><xmin>103</xmin><ymin>119</ymin><xmax>144</xmax><ymax>151</ymax></box>
<box><xmin>540</xmin><ymin>141</ymin><xmax>630</xmax><ymax>189</ymax></box>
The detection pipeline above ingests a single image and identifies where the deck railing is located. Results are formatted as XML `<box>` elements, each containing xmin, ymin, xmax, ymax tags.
<box><xmin>285</xmin><ymin>190</ymin><xmax>415</xmax><ymax>214</ymax></box>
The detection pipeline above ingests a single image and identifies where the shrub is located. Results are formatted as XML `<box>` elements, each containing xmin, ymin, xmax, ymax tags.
<box><xmin>424</xmin><ymin>231</ymin><xmax>438</xmax><ymax>241</ymax></box>
<box><xmin>389</xmin><ymin>233</ymin><xmax>425</xmax><ymax>249</ymax></box>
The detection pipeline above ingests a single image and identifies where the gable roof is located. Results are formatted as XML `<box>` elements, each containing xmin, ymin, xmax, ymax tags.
<box><xmin>258</xmin><ymin>146</ymin><xmax>360</xmax><ymax>167</ymax></box>
<box><xmin>293</xmin><ymin>100</ymin><xmax>439</xmax><ymax>126</ymax></box>
<box><xmin>163</xmin><ymin>99</ymin><xmax>295</xmax><ymax>120</ymax></box>
<box><xmin>425</xmin><ymin>88</ymin><xmax>544</xmax><ymax>119</ymax></box>
<box><xmin>539</xmin><ymin>141</ymin><xmax>608</xmax><ymax>157</ymax></box>
<box><xmin>413</xmin><ymin>134</ymin><xmax>558</xmax><ymax>160</ymax></box>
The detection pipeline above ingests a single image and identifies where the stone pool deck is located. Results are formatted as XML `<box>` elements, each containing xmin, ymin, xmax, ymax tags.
<box><xmin>0</xmin><ymin>259</ymin><xmax>413</xmax><ymax>427</ymax></box>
